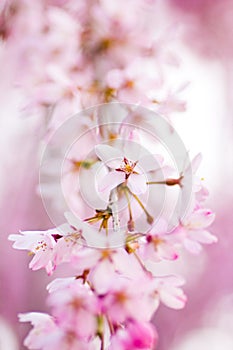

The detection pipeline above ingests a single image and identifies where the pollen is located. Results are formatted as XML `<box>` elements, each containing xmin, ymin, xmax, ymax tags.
<box><xmin>114</xmin><ymin>291</ymin><xmax>128</xmax><ymax>304</ymax></box>
<box><xmin>147</xmin><ymin>235</ymin><xmax>164</xmax><ymax>248</ymax></box>
<box><xmin>101</xmin><ymin>249</ymin><xmax>112</xmax><ymax>260</ymax></box>
<box><xmin>35</xmin><ymin>241</ymin><xmax>47</xmax><ymax>252</ymax></box>
<box><xmin>116</xmin><ymin>157</ymin><xmax>138</xmax><ymax>178</ymax></box>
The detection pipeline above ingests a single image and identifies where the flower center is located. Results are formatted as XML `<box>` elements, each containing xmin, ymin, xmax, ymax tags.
<box><xmin>116</xmin><ymin>157</ymin><xmax>138</xmax><ymax>179</ymax></box>
<box><xmin>34</xmin><ymin>240</ymin><xmax>48</xmax><ymax>252</ymax></box>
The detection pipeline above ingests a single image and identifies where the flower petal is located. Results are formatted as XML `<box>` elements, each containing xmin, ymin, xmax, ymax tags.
<box><xmin>160</xmin><ymin>286</ymin><xmax>187</xmax><ymax>309</ymax></box>
<box><xmin>158</xmin><ymin>243</ymin><xmax>178</xmax><ymax>260</ymax></box>
<box><xmin>128</xmin><ymin>173</ymin><xmax>147</xmax><ymax>194</ymax></box>
<box><xmin>186</xmin><ymin>209</ymin><xmax>215</xmax><ymax>229</ymax></box>
<box><xmin>139</xmin><ymin>154</ymin><xmax>164</xmax><ymax>173</ymax></box>
<box><xmin>184</xmin><ymin>238</ymin><xmax>202</xmax><ymax>254</ymax></box>
<box><xmin>188</xmin><ymin>230</ymin><xmax>218</xmax><ymax>244</ymax></box>
<box><xmin>95</xmin><ymin>145</ymin><xmax>122</xmax><ymax>168</ymax></box>
<box><xmin>191</xmin><ymin>153</ymin><xmax>202</xmax><ymax>174</ymax></box>
<box><xmin>98</xmin><ymin>171</ymin><xmax>125</xmax><ymax>193</ymax></box>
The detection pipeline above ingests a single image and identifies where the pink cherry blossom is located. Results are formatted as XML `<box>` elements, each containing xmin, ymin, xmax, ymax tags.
<box><xmin>8</xmin><ymin>222</ymin><xmax>83</xmax><ymax>274</ymax></box>
<box><xmin>175</xmin><ymin>208</ymin><xmax>217</xmax><ymax>254</ymax></box>
<box><xmin>140</xmin><ymin>219</ymin><xmax>178</xmax><ymax>262</ymax></box>
<box><xmin>109</xmin><ymin>321</ymin><xmax>158</xmax><ymax>350</ymax></box>
<box><xmin>95</xmin><ymin>143</ymin><xmax>161</xmax><ymax>195</ymax></box>
<box><xmin>8</xmin><ymin>229</ymin><xmax>57</xmax><ymax>275</ymax></box>
<box><xmin>152</xmin><ymin>275</ymin><xmax>187</xmax><ymax>310</ymax></box>
<box><xmin>19</xmin><ymin>312</ymin><xmax>57</xmax><ymax>349</ymax></box>
<box><xmin>19</xmin><ymin>312</ymin><xmax>98</xmax><ymax>350</ymax></box>
<box><xmin>47</xmin><ymin>278</ymin><xmax>99</xmax><ymax>340</ymax></box>
<box><xmin>101</xmin><ymin>274</ymin><xmax>158</xmax><ymax>324</ymax></box>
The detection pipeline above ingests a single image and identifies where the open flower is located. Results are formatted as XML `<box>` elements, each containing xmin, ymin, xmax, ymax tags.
<box><xmin>8</xmin><ymin>229</ymin><xmax>58</xmax><ymax>275</ymax></box>
<box><xmin>95</xmin><ymin>143</ymin><xmax>161</xmax><ymax>195</ymax></box>
<box><xmin>19</xmin><ymin>312</ymin><xmax>57</xmax><ymax>350</ymax></box>
<box><xmin>174</xmin><ymin>208</ymin><xmax>217</xmax><ymax>254</ymax></box>
<box><xmin>8</xmin><ymin>222</ymin><xmax>81</xmax><ymax>275</ymax></box>
<box><xmin>152</xmin><ymin>275</ymin><xmax>187</xmax><ymax>310</ymax></box>
<box><xmin>140</xmin><ymin>219</ymin><xmax>178</xmax><ymax>262</ymax></box>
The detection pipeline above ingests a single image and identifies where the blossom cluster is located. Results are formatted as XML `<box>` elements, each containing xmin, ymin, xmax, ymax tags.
<box><xmin>9</xmin><ymin>106</ymin><xmax>217</xmax><ymax>349</ymax></box>
<box><xmin>3</xmin><ymin>0</ymin><xmax>217</xmax><ymax>349</ymax></box>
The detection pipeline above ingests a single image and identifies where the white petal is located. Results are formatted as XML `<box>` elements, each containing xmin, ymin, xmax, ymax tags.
<box><xmin>18</xmin><ymin>312</ymin><xmax>52</xmax><ymax>325</ymax></box>
<box><xmin>139</xmin><ymin>154</ymin><xmax>164</xmax><ymax>173</ymax></box>
<box><xmin>128</xmin><ymin>174</ymin><xmax>147</xmax><ymax>194</ymax></box>
<box><xmin>98</xmin><ymin>171</ymin><xmax>125</xmax><ymax>192</ymax></box>
<box><xmin>64</xmin><ymin>212</ymin><xmax>97</xmax><ymax>244</ymax></box>
<box><xmin>150</xmin><ymin>218</ymin><xmax>168</xmax><ymax>234</ymax></box>
<box><xmin>123</xmin><ymin>140</ymin><xmax>142</xmax><ymax>160</ymax></box>
<box><xmin>95</xmin><ymin>144</ymin><xmax>122</xmax><ymax>168</ymax></box>
<box><xmin>191</xmin><ymin>153</ymin><xmax>202</xmax><ymax>174</ymax></box>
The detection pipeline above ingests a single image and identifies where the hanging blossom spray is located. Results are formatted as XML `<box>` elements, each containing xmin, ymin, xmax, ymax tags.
<box><xmin>3</xmin><ymin>0</ymin><xmax>217</xmax><ymax>349</ymax></box>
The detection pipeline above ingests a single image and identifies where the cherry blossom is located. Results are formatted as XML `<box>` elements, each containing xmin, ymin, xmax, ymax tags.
<box><xmin>47</xmin><ymin>279</ymin><xmax>99</xmax><ymax>340</ymax></box>
<box><xmin>8</xmin><ymin>229</ymin><xmax>57</xmax><ymax>275</ymax></box>
<box><xmin>19</xmin><ymin>312</ymin><xmax>99</xmax><ymax>350</ymax></box>
<box><xmin>152</xmin><ymin>275</ymin><xmax>187</xmax><ymax>310</ymax></box>
<box><xmin>140</xmin><ymin>219</ymin><xmax>178</xmax><ymax>262</ymax></box>
<box><xmin>95</xmin><ymin>143</ymin><xmax>161</xmax><ymax>195</ymax></box>
<box><xmin>175</xmin><ymin>208</ymin><xmax>217</xmax><ymax>254</ymax></box>
<box><xmin>109</xmin><ymin>321</ymin><xmax>158</xmax><ymax>350</ymax></box>
<box><xmin>19</xmin><ymin>312</ymin><xmax>57</xmax><ymax>350</ymax></box>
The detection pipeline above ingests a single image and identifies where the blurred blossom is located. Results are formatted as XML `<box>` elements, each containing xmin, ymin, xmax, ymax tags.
<box><xmin>168</xmin><ymin>0</ymin><xmax>233</xmax><ymax>60</ymax></box>
<box><xmin>171</xmin><ymin>328</ymin><xmax>233</xmax><ymax>350</ymax></box>
<box><xmin>0</xmin><ymin>317</ymin><xmax>18</xmax><ymax>350</ymax></box>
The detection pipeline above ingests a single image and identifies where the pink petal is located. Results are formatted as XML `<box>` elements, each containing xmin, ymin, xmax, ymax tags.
<box><xmin>128</xmin><ymin>173</ymin><xmax>147</xmax><ymax>194</ymax></box>
<box><xmin>75</xmin><ymin>310</ymin><xmax>97</xmax><ymax>339</ymax></box>
<box><xmin>184</xmin><ymin>238</ymin><xmax>202</xmax><ymax>254</ymax></box>
<box><xmin>160</xmin><ymin>287</ymin><xmax>187</xmax><ymax>309</ymax></box>
<box><xmin>71</xmin><ymin>249</ymin><xmax>101</xmax><ymax>272</ymax></box>
<box><xmin>187</xmin><ymin>209</ymin><xmax>215</xmax><ymax>229</ymax></box>
<box><xmin>188</xmin><ymin>230</ymin><xmax>218</xmax><ymax>244</ymax></box>
<box><xmin>89</xmin><ymin>261</ymin><xmax>116</xmax><ymax>294</ymax></box>
<box><xmin>158</xmin><ymin>243</ymin><xmax>178</xmax><ymax>260</ymax></box>
<box><xmin>95</xmin><ymin>145</ymin><xmax>122</xmax><ymax>169</ymax></box>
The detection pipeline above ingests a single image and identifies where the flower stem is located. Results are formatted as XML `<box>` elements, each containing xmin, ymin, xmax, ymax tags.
<box><xmin>109</xmin><ymin>188</ymin><xmax>120</xmax><ymax>232</ymax></box>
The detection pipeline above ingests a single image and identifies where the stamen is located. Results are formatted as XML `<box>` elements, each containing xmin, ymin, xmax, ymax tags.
<box><xmin>126</xmin><ymin>186</ymin><xmax>154</xmax><ymax>225</ymax></box>
<box><xmin>147</xmin><ymin>175</ymin><xmax>183</xmax><ymax>187</ymax></box>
